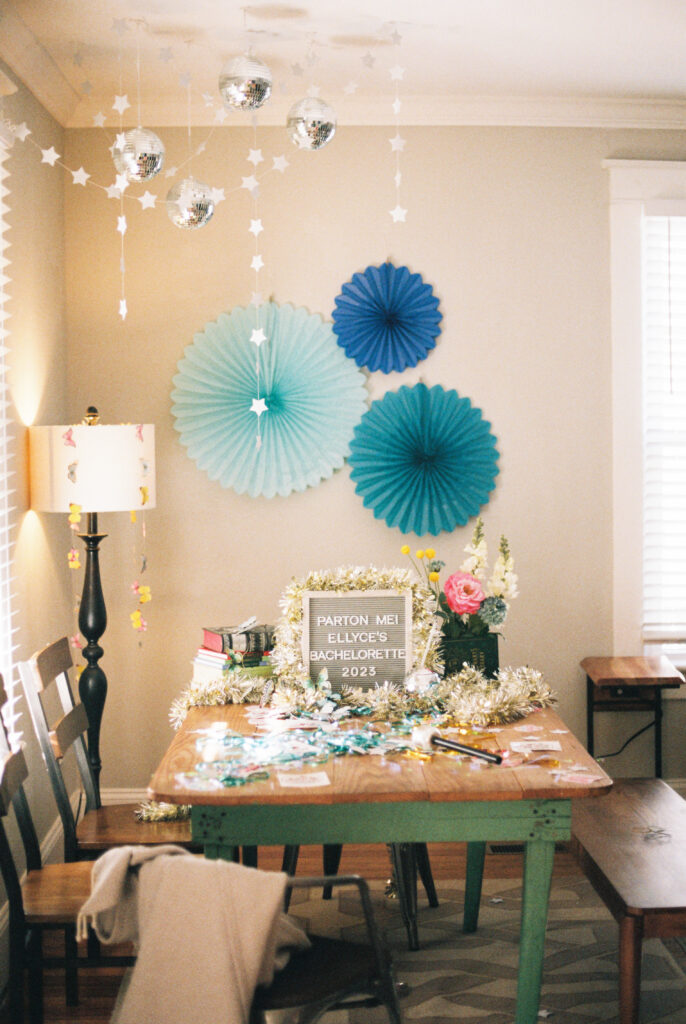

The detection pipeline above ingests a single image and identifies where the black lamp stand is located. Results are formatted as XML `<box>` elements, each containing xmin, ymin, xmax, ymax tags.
<box><xmin>78</xmin><ymin>510</ymin><xmax>107</xmax><ymax>807</ymax></box>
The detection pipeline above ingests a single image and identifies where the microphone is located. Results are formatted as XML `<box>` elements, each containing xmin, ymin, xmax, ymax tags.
<box><xmin>411</xmin><ymin>724</ymin><xmax>503</xmax><ymax>765</ymax></box>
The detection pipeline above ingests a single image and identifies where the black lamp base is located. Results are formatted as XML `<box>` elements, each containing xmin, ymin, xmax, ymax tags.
<box><xmin>78</xmin><ymin>512</ymin><xmax>107</xmax><ymax>807</ymax></box>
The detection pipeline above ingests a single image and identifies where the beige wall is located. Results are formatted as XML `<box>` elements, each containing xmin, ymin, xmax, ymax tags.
<box><xmin>53</xmin><ymin>122</ymin><xmax>686</xmax><ymax>787</ymax></box>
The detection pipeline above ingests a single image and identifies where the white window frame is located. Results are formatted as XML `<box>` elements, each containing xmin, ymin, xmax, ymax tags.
<box><xmin>606</xmin><ymin>159</ymin><xmax>686</xmax><ymax>660</ymax></box>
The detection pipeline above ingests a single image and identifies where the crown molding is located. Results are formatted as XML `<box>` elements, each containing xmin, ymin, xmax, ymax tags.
<box><xmin>3</xmin><ymin>9</ymin><xmax>686</xmax><ymax>131</ymax></box>
<box><xmin>0</xmin><ymin>4</ymin><xmax>81</xmax><ymax>128</ymax></box>
<box><xmin>59</xmin><ymin>92</ymin><xmax>686</xmax><ymax>131</ymax></box>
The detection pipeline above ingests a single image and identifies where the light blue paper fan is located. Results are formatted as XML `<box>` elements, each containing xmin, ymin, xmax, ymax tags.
<box><xmin>348</xmin><ymin>383</ymin><xmax>499</xmax><ymax>536</ymax></box>
<box><xmin>171</xmin><ymin>303</ymin><xmax>368</xmax><ymax>498</ymax></box>
<box><xmin>332</xmin><ymin>262</ymin><xmax>442</xmax><ymax>373</ymax></box>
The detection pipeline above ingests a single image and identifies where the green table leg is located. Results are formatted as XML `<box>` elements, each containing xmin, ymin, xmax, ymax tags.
<box><xmin>515</xmin><ymin>838</ymin><xmax>555</xmax><ymax>1024</ymax></box>
<box><xmin>463</xmin><ymin>840</ymin><xmax>486</xmax><ymax>933</ymax></box>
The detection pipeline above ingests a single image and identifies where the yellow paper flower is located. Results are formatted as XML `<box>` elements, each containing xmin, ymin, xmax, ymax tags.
<box><xmin>137</xmin><ymin>585</ymin><xmax>152</xmax><ymax>604</ymax></box>
<box><xmin>140</xmin><ymin>486</ymin><xmax>149</xmax><ymax>505</ymax></box>
<box><xmin>130</xmin><ymin>510</ymin><xmax>137</xmax><ymax>523</ymax></box>
<box><xmin>68</xmin><ymin>547</ymin><xmax>80</xmax><ymax>570</ymax></box>
<box><xmin>68</xmin><ymin>503</ymin><xmax>82</xmax><ymax>525</ymax></box>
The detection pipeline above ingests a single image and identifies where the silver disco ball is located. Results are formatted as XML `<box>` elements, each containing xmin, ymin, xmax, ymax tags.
<box><xmin>286</xmin><ymin>97</ymin><xmax>337</xmax><ymax>151</ymax></box>
<box><xmin>166</xmin><ymin>177</ymin><xmax>215</xmax><ymax>230</ymax></box>
<box><xmin>112</xmin><ymin>127</ymin><xmax>165</xmax><ymax>182</ymax></box>
<box><xmin>218</xmin><ymin>55</ymin><xmax>272</xmax><ymax>111</ymax></box>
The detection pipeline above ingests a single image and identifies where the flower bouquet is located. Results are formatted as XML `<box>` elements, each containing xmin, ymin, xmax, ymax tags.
<box><xmin>403</xmin><ymin>517</ymin><xmax>518</xmax><ymax>677</ymax></box>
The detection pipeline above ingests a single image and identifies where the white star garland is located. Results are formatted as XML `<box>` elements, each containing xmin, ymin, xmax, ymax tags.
<box><xmin>247</xmin><ymin>115</ymin><xmax>269</xmax><ymax>450</ymax></box>
<box><xmin>388</xmin><ymin>27</ymin><xmax>406</xmax><ymax>225</ymax></box>
<box><xmin>8</xmin><ymin>18</ymin><xmax>302</xmax><ymax>330</ymax></box>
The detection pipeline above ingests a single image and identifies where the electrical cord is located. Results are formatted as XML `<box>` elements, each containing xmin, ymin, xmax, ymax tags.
<box><xmin>596</xmin><ymin>719</ymin><xmax>655</xmax><ymax>760</ymax></box>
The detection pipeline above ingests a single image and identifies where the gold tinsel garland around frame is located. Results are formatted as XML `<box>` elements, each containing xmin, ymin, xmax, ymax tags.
<box><xmin>137</xmin><ymin>663</ymin><xmax>555</xmax><ymax>822</ymax></box>
<box><xmin>269</xmin><ymin>564</ymin><xmax>440</xmax><ymax>685</ymax></box>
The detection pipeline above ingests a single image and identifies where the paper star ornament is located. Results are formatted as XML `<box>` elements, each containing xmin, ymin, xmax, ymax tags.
<box><xmin>41</xmin><ymin>147</ymin><xmax>60</xmax><ymax>166</ymax></box>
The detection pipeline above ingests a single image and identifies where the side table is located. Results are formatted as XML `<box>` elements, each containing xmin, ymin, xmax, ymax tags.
<box><xmin>581</xmin><ymin>655</ymin><xmax>684</xmax><ymax>777</ymax></box>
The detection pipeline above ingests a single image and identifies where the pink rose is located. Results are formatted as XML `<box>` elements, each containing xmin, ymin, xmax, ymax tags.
<box><xmin>443</xmin><ymin>571</ymin><xmax>485</xmax><ymax>615</ymax></box>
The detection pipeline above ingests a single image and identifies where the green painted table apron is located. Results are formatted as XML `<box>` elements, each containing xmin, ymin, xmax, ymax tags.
<box><xmin>192</xmin><ymin>796</ymin><xmax>572</xmax><ymax>1024</ymax></box>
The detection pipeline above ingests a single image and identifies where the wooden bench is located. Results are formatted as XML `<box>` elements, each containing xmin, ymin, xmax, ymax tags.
<box><xmin>572</xmin><ymin>777</ymin><xmax>686</xmax><ymax>1024</ymax></box>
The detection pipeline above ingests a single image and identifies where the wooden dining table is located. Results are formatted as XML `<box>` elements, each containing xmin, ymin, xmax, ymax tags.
<box><xmin>148</xmin><ymin>703</ymin><xmax>611</xmax><ymax>1024</ymax></box>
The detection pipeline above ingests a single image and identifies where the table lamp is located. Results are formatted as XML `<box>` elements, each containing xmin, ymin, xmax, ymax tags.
<box><xmin>29</xmin><ymin>407</ymin><xmax>156</xmax><ymax>801</ymax></box>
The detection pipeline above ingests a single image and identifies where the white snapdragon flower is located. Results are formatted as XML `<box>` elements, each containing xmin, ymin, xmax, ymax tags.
<box><xmin>485</xmin><ymin>536</ymin><xmax>519</xmax><ymax>602</ymax></box>
<box><xmin>460</xmin><ymin>516</ymin><xmax>488</xmax><ymax>579</ymax></box>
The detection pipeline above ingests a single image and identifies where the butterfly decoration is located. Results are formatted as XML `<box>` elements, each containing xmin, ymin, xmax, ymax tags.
<box><xmin>62</xmin><ymin>428</ymin><xmax>76</xmax><ymax>448</ymax></box>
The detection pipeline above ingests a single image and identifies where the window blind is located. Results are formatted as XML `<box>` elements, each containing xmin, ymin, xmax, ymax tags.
<box><xmin>642</xmin><ymin>214</ymin><xmax>686</xmax><ymax>648</ymax></box>
<box><xmin>0</xmin><ymin>137</ymin><xmax>19</xmax><ymax>746</ymax></box>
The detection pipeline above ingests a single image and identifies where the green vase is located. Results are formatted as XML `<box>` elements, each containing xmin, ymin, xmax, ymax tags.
<box><xmin>439</xmin><ymin>633</ymin><xmax>499</xmax><ymax>678</ymax></box>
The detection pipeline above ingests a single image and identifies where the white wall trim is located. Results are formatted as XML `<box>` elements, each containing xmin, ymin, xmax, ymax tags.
<box><xmin>605</xmin><ymin>160</ymin><xmax>686</xmax><ymax>654</ymax></box>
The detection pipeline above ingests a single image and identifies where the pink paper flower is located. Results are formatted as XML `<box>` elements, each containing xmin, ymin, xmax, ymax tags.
<box><xmin>443</xmin><ymin>571</ymin><xmax>485</xmax><ymax>615</ymax></box>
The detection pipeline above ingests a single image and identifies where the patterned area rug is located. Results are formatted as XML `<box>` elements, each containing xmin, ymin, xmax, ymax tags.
<box><xmin>287</xmin><ymin>876</ymin><xmax>686</xmax><ymax>1023</ymax></box>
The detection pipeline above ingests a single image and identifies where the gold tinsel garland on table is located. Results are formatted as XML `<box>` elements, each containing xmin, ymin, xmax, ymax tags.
<box><xmin>138</xmin><ymin>564</ymin><xmax>554</xmax><ymax>822</ymax></box>
<box><xmin>136</xmin><ymin>663</ymin><xmax>555</xmax><ymax>822</ymax></box>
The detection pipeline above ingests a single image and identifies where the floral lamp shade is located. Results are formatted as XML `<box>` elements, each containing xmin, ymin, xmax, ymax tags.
<box><xmin>29</xmin><ymin>423</ymin><xmax>156</xmax><ymax>512</ymax></box>
<box><xmin>332</xmin><ymin>262</ymin><xmax>442</xmax><ymax>373</ymax></box>
<box><xmin>347</xmin><ymin>382</ymin><xmax>499</xmax><ymax>536</ymax></box>
<box><xmin>171</xmin><ymin>302</ymin><xmax>368</xmax><ymax>498</ymax></box>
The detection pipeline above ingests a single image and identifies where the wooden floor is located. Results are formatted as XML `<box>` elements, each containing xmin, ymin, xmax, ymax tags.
<box><xmin>0</xmin><ymin>842</ymin><xmax>581</xmax><ymax>1024</ymax></box>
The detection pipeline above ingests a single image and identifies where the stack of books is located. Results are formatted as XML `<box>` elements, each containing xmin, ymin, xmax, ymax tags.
<box><xmin>192</xmin><ymin>617</ymin><xmax>275</xmax><ymax>684</ymax></box>
<box><xmin>202</xmin><ymin>617</ymin><xmax>275</xmax><ymax>656</ymax></box>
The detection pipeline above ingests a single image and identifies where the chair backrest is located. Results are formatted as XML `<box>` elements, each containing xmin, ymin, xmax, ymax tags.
<box><xmin>0</xmin><ymin>673</ymin><xmax>46</xmax><ymax>934</ymax></box>
<box><xmin>19</xmin><ymin>637</ymin><xmax>99</xmax><ymax>861</ymax></box>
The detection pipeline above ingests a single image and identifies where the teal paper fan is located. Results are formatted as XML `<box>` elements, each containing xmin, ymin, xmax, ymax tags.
<box><xmin>171</xmin><ymin>303</ymin><xmax>367</xmax><ymax>498</ymax></box>
<box><xmin>348</xmin><ymin>383</ymin><xmax>499</xmax><ymax>536</ymax></box>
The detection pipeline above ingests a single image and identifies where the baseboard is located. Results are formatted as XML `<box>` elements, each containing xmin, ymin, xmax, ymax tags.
<box><xmin>100</xmin><ymin>787</ymin><xmax>148</xmax><ymax>805</ymax></box>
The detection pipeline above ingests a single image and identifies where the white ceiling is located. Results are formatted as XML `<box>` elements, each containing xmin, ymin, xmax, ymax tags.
<box><xmin>3</xmin><ymin>0</ymin><xmax>686</xmax><ymax>128</ymax></box>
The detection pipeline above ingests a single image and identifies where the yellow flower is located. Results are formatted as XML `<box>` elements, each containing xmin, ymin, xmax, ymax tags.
<box><xmin>137</xmin><ymin>585</ymin><xmax>152</xmax><ymax>604</ymax></box>
<box><xmin>425</xmin><ymin>547</ymin><xmax>436</xmax><ymax>558</ymax></box>
<box><xmin>68</xmin><ymin>547</ymin><xmax>81</xmax><ymax>570</ymax></box>
<box><xmin>68</xmin><ymin>503</ymin><xmax>82</xmax><ymax>525</ymax></box>
<box><xmin>400</xmin><ymin>545</ymin><xmax>410</xmax><ymax>555</ymax></box>
<box><xmin>130</xmin><ymin>610</ymin><xmax>142</xmax><ymax>628</ymax></box>
<box><xmin>429</xmin><ymin>571</ymin><xmax>440</xmax><ymax>582</ymax></box>
<box><xmin>416</xmin><ymin>549</ymin><xmax>424</xmax><ymax>559</ymax></box>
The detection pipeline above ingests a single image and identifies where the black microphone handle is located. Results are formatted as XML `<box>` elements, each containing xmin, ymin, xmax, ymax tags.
<box><xmin>431</xmin><ymin>734</ymin><xmax>503</xmax><ymax>765</ymax></box>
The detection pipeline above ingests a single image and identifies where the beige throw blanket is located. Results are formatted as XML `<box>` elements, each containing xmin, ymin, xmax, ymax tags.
<box><xmin>77</xmin><ymin>844</ymin><xmax>310</xmax><ymax>1024</ymax></box>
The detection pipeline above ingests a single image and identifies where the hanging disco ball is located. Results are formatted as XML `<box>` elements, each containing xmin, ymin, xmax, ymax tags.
<box><xmin>166</xmin><ymin>177</ymin><xmax>215</xmax><ymax>230</ymax></box>
<box><xmin>112</xmin><ymin>127</ymin><xmax>165</xmax><ymax>182</ymax></box>
<box><xmin>218</xmin><ymin>55</ymin><xmax>272</xmax><ymax>110</ymax></box>
<box><xmin>286</xmin><ymin>97</ymin><xmax>337</xmax><ymax>151</ymax></box>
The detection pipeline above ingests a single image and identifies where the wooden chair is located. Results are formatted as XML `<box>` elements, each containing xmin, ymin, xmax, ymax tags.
<box><xmin>18</xmin><ymin>636</ymin><xmax>198</xmax><ymax>861</ymax></box>
<box><xmin>0</xmin><ymin>675</ymin><xmax>131</xmax><ymax>1024</ymax></box>
<box><xmin>251</xmin><ymin>874</ymin><xmax>403</xmax><ymax>1024</ymax></box>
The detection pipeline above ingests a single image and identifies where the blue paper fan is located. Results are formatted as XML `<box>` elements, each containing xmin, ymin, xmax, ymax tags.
<box><xmin>332</xmin><ymin>262</ymin><xmax>442</xmax><ymax>373</ymax></box>
<box><xmin>348</xmin><ymin>383</ymin><xmax>499</xmax><ymax>536</ymax></box>
<box><xmin>171</xmin><ymin>303</ymin><xmax>368</xmax><ymax>498</ymax></box>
